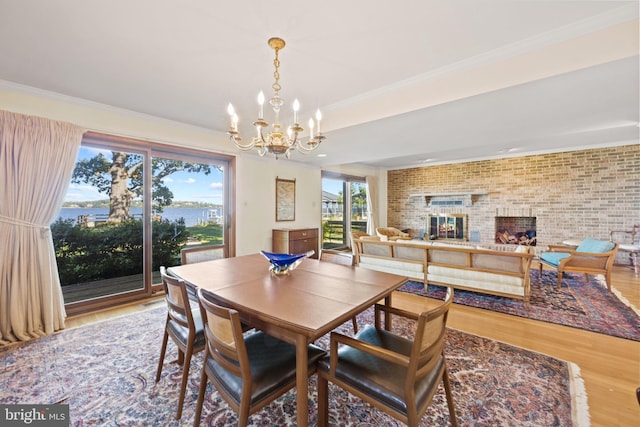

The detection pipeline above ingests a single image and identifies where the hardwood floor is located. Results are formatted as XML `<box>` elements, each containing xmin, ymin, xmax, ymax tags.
<box><xmin>66</xmin><ymin>265</ymin><xmax>640</xmax><ymax>426</ymax></box>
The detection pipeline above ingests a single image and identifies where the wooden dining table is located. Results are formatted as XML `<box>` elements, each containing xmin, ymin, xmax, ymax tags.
<box><xmin>167</xmin><ymin>253</ymin><xmax>408</xmax><ymax>427</ymax></box>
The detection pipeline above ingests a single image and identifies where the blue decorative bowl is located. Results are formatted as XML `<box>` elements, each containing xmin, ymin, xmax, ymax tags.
<box><xmin>260</xmin><ymin>250</ymin><xmax>315</xmax><ymax>276</ymax></box>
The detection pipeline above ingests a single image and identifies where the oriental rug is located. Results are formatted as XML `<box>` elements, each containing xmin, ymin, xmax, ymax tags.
<box><xmin>398</xmin><ymin>270</ymin><xmax>640</xmax><ymax>341</ymax></box>
<box><xmin>0</xmin><ymin>305</ymin><xmax>588</xmax><ymax>426</ymax></box>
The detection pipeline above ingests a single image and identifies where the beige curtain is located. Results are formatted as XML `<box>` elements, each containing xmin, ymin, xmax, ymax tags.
<box><xmin>0</xmin><ymin>110</ymin><xmax>84</xmax><ymax>345</ymax></box>
<box><xmin>365</xmin><ymin>176</ymin><xmax>378</xmax><ymax>236</ymax></box>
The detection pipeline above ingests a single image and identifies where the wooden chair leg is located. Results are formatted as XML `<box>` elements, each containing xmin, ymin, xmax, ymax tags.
<box><xmin>605</xmin><ymin>271</ymin><xmax>612</xmax><ymax>291</ymax></box>
<box><xmin>193</xmin><ymin>368</ymin><xmax>208</xmax><ymax>427</ymax></box>
<box><xmin>238</xmin><ymin>399</ymin><xmax>251</xmax><ymax>427</ymax></box>
<box><xmin>557</xmin><ymin>272</ymin><xmax>563</xmax><ymax>290</ymax></box>
<box><xmin>155</xmin><ymin>328</ymin><xmax>169</xmax><ymax>382</ymax></box>
<box><xmin>351</xmin><ymin>317</ymin><xmax>358</xmax><ymax>333</ymax></box>
<box><xmin>176</xmin><ymin>346</ymin><xmax>194</xmax><ymax>419</ymax></box>
<box><xmin>442</xmin><ymin>365</ymin><xmax>458</xmax><ymax>427</ymax></box>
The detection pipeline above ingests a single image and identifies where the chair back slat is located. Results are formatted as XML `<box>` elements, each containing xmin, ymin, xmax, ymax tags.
<box><xmin>198</xmin><ymin>288</ymin><xmax>250</xmax><ymax>378</ymax></box>
<box><xmin>206</xmin><ymin>310</ymin><xmax>236</xmax><ymax>348</ymax></box>
<box><xmin>411</xmin><ymin>287</ymin><xmax>452</xmax><ymax>379</ymax></box>
<box><xmin>160</xmin><ymin>267</ymin><xmax>193</xmax><ymax>329</ymax></box>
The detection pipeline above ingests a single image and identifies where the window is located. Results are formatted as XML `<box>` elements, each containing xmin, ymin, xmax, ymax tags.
<box><xmin>321</xmin><ymin>172</ymin><xmax>368</xmax><ymax>250</ymax></box>
<box><xmin>53</xmin><ymin>132</ymin><xmax>234</xmax><ymax>315</ymax></box>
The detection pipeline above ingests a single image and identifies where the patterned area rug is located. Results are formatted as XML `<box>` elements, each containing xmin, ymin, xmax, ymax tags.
<box><xmin>0</xmin><ymin>305</ymin><xmax>588</xmax><ymax>426</ymax></box>
<box><xmin>399</xmin><ymin>270</ymin><xmax>640</xmax><ymax>341</ymax></box>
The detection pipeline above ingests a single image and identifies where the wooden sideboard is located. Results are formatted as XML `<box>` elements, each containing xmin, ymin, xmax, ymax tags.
<box><xmin>272</xmin><ymin>228</ymin><xmax>319</xmax><ymax>259</ymax></box>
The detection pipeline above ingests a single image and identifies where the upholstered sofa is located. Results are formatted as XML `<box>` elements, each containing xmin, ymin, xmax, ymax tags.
<box><xmin>352</xmin><ymin>237</ymin><xmax>534</xmax><ymax>306</ymax></box>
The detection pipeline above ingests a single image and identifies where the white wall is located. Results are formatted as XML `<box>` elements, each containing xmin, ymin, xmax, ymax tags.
<box><xmin>236</xmin><ymin>155</ymin><xmax>322</xmax><ymax>255</ymax></box>
<box><xmin>0</xmin><ymin>85</ymin><xmax>385</xmax><ymax>256</ymax></box>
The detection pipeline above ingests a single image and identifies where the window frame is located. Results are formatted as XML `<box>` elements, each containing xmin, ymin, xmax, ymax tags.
<box><xmin>321</xmin><ymin>171</ymin><xmax>367</xmax><ymax>251</ymax></box>
<box><xmin>63</xmin><ymin>131</ymin><xmax>235</xmax><ymax>315</ymax></box>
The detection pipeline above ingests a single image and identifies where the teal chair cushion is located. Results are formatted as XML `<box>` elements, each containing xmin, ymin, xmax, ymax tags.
<box><xmin>575</xmin><ymin>238</ymin><xmax>615</xmax><ymax>253</ymax></box>
<box><xmin>540</xmin><ymin>252</ymin><xmax>570</xmax><ymax>267</ymax></box>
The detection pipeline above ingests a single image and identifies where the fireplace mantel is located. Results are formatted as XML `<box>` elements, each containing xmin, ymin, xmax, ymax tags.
<box><xmin>409</xmin><ymin>192</ymin><xmax>487</xmax><ymax>207</ymax></box>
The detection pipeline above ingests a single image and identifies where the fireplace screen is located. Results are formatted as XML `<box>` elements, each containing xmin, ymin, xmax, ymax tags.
<box><xmin>428</xmin><ymin>214</ymin><xmax>467</xmax><ymax>241</ymax></box>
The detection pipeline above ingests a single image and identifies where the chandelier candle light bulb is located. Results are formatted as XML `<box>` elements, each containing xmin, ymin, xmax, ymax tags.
<box><xmin>308</xmin><ymin>118</ymin><xmax>315</xmax><ymax>139</ymax></box>
<box><xmin>258</xmin><ymin>91</ymin><xmax>265</xmax><ymax>118</ymax></box>
<box><xmin>226</xmin><ymin>37</ymin><xmax>326</xmax><ymax>159</ymax></box>
<box><xmin>293</xmin><ymin>99</ymin><xmax>300</xmax><ymax>124</ymax></box>
<box><xmin>316</xmin><ymin>109</ymin><xmax>322</xmax><ymax>133</ymax></box>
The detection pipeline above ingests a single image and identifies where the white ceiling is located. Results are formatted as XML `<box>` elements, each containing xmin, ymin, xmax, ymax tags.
<box><xmin>0</xmin><ymin>1</ymin><xmax>638</xmax><ymax>169</ymax></box>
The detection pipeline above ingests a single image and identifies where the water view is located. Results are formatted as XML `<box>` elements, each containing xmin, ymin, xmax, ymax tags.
<box><xmin>57</xmin><ymin>207</ymin><xmax>222</xmax><ymax>227</ymax></box>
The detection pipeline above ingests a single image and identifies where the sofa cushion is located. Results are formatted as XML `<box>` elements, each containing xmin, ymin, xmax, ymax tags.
<box><xmin>427</xmin><ymin>266</ymin><xmax>525</xmax><ymax>296</ymax></box>
<box><xmin>358</xmin><ymin>256</ymin><xmax>424</xmax><ymax>280</ymax></box>
<box><xmin>575</xmin><ymin>237</ymin><xmax>615</xmax><ymax>253</ymax></box>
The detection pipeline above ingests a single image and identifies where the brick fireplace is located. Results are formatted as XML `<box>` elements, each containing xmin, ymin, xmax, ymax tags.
<box><xmin>495</xmin><ymin>216</ymin><xmax>537</xmax><ymax>246</ymax></box>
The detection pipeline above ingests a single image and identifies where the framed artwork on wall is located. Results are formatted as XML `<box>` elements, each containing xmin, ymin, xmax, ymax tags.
<box><xmin>275</xmin><ymin>177</ymin><xmax>295</xmax><ymax>221</ymax></box>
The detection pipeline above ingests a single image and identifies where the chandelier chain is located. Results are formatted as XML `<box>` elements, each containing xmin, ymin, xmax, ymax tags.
<box><xmin>272</xmin><ymin>49</ymin><xmax>281</xmax><ymax>94</ymax></box>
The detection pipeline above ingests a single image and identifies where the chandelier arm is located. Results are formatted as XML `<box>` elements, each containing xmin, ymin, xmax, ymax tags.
<box><xmin>288</xmin><ymin>132</ymin><xmax>298</xmax><ymax>147</ymax></box>
<box><xmin>228</xmin><ymin>134</ymin><xmax>258</xmax><ymax>151</ymax></box>
<box><xmin>295</xmin><ymin>135</ymin><xmax>324</xmax><ymax>153</ymax></box>
<box><xmin>261</xmin><ymin>130</ymin><xmax>270</xmax><ymax>146</ymax></box>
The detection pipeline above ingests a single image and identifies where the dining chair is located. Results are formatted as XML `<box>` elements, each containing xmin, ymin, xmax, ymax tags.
<box><xmin>181</xmin><ymin>244</ymin><xmax>226</xmax><ymax>265</ymax></box>
<box><xmin>193</xmin><ymin>288</ymin><xmax>327</xmax><ymax>427</ymax></box>
<box><xmin>180</xmin><ymin>245</ymin><xmax>227</xmax><ymax>301</ymax></box>
<box><xmin>317</xmin><ymin>287</ymin><xmax>458</xmax><ymax>427</ymax></box>
<box><xmin>155</xmin><ymin>266</ymin><xmax>205</xmax><ymax>420</ymax></box>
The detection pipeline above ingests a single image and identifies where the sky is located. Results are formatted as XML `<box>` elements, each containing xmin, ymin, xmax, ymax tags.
<box><xmin>64</xmin><ymin>147</ymin><xmax>225</xmax><ymax>205</ymax></box>
<box><xmin>322</xmin><ymin>178</ymin><xmax>343</xmax><ymax>196</ymax></box>
<box><xmin>64</xmin><ymin>147</ymin><xmax>351</xmax><ymax>205</ymax></box>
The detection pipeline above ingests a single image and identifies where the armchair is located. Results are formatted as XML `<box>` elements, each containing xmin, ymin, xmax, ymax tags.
<box><xmin>376</xmin><ymin>227</ymin><xmax>412</xmax><ymax>241</ymax></box>
<box><xmin>193</xmin><ymin>288</ymin><xmax>326</xmax><ymax>426</ymax></box>
<box><xmin>317</xmin><ymin>287</ymin><xmax>457</xmax><ymax>426</ymax></box>
<box><xmin>539</xmin><ymin>238</ymin><xmax>618</xmax><ymax>291</ymax></box>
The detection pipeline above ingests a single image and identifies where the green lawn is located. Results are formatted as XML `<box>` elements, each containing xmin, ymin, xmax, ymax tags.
<box><xmin>186</xmin><ymin>223</ymin><xmax>223</xmax><ymax>244</ymax></box>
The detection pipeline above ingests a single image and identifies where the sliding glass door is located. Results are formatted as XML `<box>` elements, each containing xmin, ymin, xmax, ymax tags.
<box><xmin>321</xmin><ymin>173</ymin><xmax>368</xmax><ymax>250</ymax></box>
<box><xmin>54</xmin><ymin>146</ymin><xmax>146</xmax><ymax>304</ymax></box>
<box><xmin>52</xmin><ymin>132</ymin><xmax>234</xmax><ymax>314</ymax></box>
<box><xmin>150</xmin><ymin>152</ymin><xmax>229</xmax><ymax>276</ymax></box>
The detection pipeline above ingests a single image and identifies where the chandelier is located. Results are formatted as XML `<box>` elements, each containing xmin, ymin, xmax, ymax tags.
<box><xmin>226</xmin><ymin>37</ymin><xmax>325</xmax><ymax>159</ymax></box>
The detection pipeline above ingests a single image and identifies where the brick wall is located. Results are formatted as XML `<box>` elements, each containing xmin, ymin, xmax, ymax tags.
<box><xmin>387</xmin><ymin>144</ymin><xmax>639</xmax><ymax>257</ymax></box>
